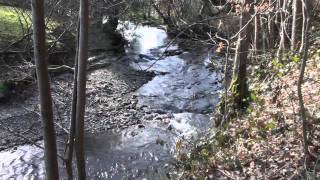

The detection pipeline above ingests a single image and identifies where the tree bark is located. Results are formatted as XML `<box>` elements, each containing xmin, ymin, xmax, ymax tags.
<box><xmin>277</xmin><ymin>0</ymin><xmax>287</xmax><ymax>61</ymax></box>
<box><xmin>31</xmin><ymin>0</ymin><xmax>59</xmax><ymax>179</ymax></box>
<box><xmin>298</xmin><ymin>0</ymin><xmax>310</xmax><ymax>159</ymax></box>
<box><xmin>254</xmin><ymin>0</ymin><xmax>261</xmax><ymax>54</ymax></box>
<box><xmin>230</xmin><ymin>0</ymin><xmax>253</xmax><ymax>108</ymax></box>
<box><xmin>65</xmin><ymin>20</ymin><xmax>80</xmax><ymax>180</ymax></box>
<box><xmin>291</xmin><ymin>0</ymin><xmax>303</xmax><ymax>51</ymax></box>
<box><xmin>75</xmin><ymin>0</ymin><xmax>89</xmax><ymax>179</ymax></box>
<box><xmin>268</xmin><ymin>0</ymin><xmax>275</xmax><ymax>50</ymax></box>
<box><xmin>299</xmin><ymin>0</ymin><xmax>309</xmax><ymax>53</ymax></box>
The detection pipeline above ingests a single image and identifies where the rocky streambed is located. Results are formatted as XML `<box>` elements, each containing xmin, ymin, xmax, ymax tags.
<box><xmin>0</xmin><ymin>22</ymin><xmax>223</xmax><ymax>179</ymax></box>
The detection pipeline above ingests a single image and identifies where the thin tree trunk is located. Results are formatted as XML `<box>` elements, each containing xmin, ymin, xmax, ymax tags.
<box><xmin>261</xmin><ymin>18</ymin><xmax>267</xmax><ymax>55</ymax></box>
<box><xmin>277</xmin><ymin>0</ymin><xmax>287</xmax><ymax>61</ymax></box>
<box><xmin>65</xmin><ymin>20</ymin><xmax>80</xmax><ymax>180</ymax></box>
<box><xmin>230</xmin><ymin>0</ymin><xmax>253</xmax><ymax>108</ymax></box>
<box><xmin>31</xmin><ymin>0</ymin><xmax>59</xmax><ymax>179</ymax></box>
<box><xmin>299</xmin><ymin>0</ymin><xmax>308</xmax><ymax>53</ymax></box>
<box><xmin>75</xmin><ymin>0</ymin><xmax>89</xmax><ymax>179</ymax></box>
<box><xmin>254</xmin><ymin>0</ymin><xmax>261</xmax><ymax>54</ymax></box>
<box><xmin>291</xmin><ymin>0</ymin><xmax>303</xmax><ymax>51</ymax></box>
<box><xmin>298</xmin><ymin>0</ymin><xmax>310</xmax><ymax>160</ymax></box>
<box><xmin>268</xmin><ymin>0</ymin><xmax>275</xmax><ymax>50</ymax></box>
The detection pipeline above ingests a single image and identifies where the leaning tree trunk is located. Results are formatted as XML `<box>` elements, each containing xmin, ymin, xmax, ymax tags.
<box><xmin>75</xmin><ymin>0</ymin><xmax>89</xmax><ymax>179</ymax></box>
<box><xmin>31</xmin><ymin>0</ymin><xmax>59</xmax><ymax>179</ymax></box>
<box><xmin>230</xmin><ymin>0</ymin><xmax>253</xmax><ymax>108</ymax></box>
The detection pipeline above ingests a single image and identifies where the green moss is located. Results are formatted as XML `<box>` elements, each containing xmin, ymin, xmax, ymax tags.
<box><xmin>0</xmin><ymin>6</ymin><xmax>32</xmax><ymax>38</ymax></box>
<box><xmin>0</xmin><ymin>6</ymin><xmax>58</xmax><ymax>44</ymax></box>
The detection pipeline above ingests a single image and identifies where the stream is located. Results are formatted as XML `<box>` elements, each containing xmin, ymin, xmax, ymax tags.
<box><xmin>0</xmin><ymin>22</ymin><xmax>223</xmax><ymax>179</ymax></box>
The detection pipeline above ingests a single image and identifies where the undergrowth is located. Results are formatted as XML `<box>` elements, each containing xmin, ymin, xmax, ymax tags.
<box><xmin>176</xmin><ymin>49</ymin><xmax>320</xmax><ymax>179</ymax></box>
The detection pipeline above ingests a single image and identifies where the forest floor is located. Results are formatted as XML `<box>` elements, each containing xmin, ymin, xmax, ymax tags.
<box><xmin>178</xmin><ymin>46</ymin><xmax>320</xmax><ymax>178</ymax></box>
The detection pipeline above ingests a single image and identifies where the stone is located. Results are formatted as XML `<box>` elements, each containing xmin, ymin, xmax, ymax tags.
<box><xmin>138</xmin><ymin>124</ymin><xmax>145</xmax><ymax>128</ymax></box>
<box><xmin>167</xmin><ymin>125</ymin><xmax>173</xmax><ymax>131</ymax></box>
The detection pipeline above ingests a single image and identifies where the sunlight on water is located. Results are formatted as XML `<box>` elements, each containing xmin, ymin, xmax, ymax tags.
<box><xmin>0</xmin><ymin>22</ymin><xmax>223</xmax><ymax>179</ymax></box>
<box><xmin>0</xmin><ymin>144</ymin><xmax>44</xmax><ymax>179</ymax></box>
<box><xmin>118</xmin><ymin>21</ymin><xmax>168</xmax><ymax>54</ymax></box>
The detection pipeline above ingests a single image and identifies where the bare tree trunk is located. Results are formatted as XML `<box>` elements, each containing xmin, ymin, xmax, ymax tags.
<box><xmin>268</xmin><ymin>0</ymin><xmax>275</xmax><ymax>50</ymax></box>
<box><xmin>65</xmin><ymin>20</ymin><xmax>80</xmax><ymax>180</ymax></box>
<box><xmin>299</xmin><ymin>0</ymin><xmax>309</xmax><ymax>53</ymax></box>
<box><xmin>277</xmin><ymin>0</ymin><xmax>287</xmax><ymax>61</ymax></box>
<box><xmin>230</xmin><ymin>0</ymin><xmax>253</xmax><ymax>108</ymax></box>
<box><xmin>254</xmin><ymin>0</ymin><xmax>261</xmax><ymax>54</ymax></box>
<box><xmin>31</xmin><ymin>0</ymin><xmax>59</xmax><ymax>179</ymax></box>
<box><xmin>298</xmin><ymin>0</ymin><xmax>310</xmax><ymax>160</ymax></box>
<box><xmin>75</xmin><ymin>0</ymin><xmax>89</xmax><ymax>179</ymax></box>
<box><xmin>291</xmin><ymin>0</ymin><xmax>303</xmax><ymax>51</ymax></box>
<box><xmin>261</xmin><ymin>18</ymin><xmax>267</xmax><ymax>55</ymax></box>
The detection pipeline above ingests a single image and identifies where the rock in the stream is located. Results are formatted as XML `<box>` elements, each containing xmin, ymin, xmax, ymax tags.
<box><xmin>138</xmin><ymin>124</ymin><xmax>145</xmax><ymax>128</ymax></box>
<box><xmin>153</xmin><ymin>109</ymin><xmax>166</xmax><ymax>114</ymax></box>
<box><xmin>164</xmin><ymin>49</ymin><xmax>183</xmax><ymax>56</ymax></box>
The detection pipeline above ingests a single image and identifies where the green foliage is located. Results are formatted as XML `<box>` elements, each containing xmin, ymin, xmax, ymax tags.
<box><xmin>265</xmin><ymin>121</ymin><xmax>277</xmax><ymax>131</ymax></box>
<box><xmin>0</xmin><ymin>83</ymin><xmax>8</xmax><ymax>93</ymax></box>
<box><xmin>0</xmin><ymin>6</ymin><xmax>31</xmax><ymax>38</ymax></box>
<box><xmin>271</xmin><ymin>58</ymin><xmax>285</xmax><ymax>69</ymax></box>
<box><xmin>200</xmin><ymin>148</ymin><xmax>209</xmax><ymax>157</ymax></box>
<box><xmin>270</xmin><ymin>53</ymin><xmax>301</xmax><ymax>78</ymax></box>
<box><xmin>0</xmin><ymin>6</ymin><xmax>57</xmax><ymax>44</ymax></box>
<box><xmin>292</xmin><ymin>55</ymin><xmax>301</xmax><ymax>63</ymax></box>
<box><xmin>246</xmin><ymin>106</ymin><xmax>254</xmax><ymax>113</ymax></box>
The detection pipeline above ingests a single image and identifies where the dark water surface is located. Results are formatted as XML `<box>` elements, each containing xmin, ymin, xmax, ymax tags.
<box><xmin>0</xmin><ymin>22</ymin><xmax>223</xmax><ymax>179</ymax></box>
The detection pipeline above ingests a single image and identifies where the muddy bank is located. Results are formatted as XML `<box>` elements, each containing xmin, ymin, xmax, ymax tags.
<box><xmin>0</xmin><ymin>22</ymin><xmax>150</xmax><ymax>150</ymax></box>
<box><xmin>0</xmin><ymin>53</ymin><xmax>155</xmax><ymax>150</ymax></box>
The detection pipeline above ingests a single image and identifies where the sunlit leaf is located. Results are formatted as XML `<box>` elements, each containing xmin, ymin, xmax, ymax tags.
<box><xmin>292</xmin><ymin>55</ymin><xmax>300</xmax><ymax>63</ymax></box>
<box><xmin>265</xmin><ymin>121</ymin><xmax>277</xmax><ymax>130</ymax></box>
<box><xmin>176</xmin><ymin>139</ymin><xmax>182</xmax><ymax>151</ymax></box>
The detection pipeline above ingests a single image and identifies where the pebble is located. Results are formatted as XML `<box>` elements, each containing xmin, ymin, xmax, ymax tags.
<box><xmin>144</xmin><ymin>114</ymin><xmax>155</xmax><ymax>120</ymax></box>
<box><xmin>123</xmin><ymin>102</ymin><xmax>130</xmax><ymax>106</ymax></box>
<box><xmin>138</xmin><ymin>124</ymin><xmax>145</xmax><ymax>128</ymax></box>
<box><xmin>1</xmin><ymin>139</ymin><xmax>8</xmax><ymax>144</ymax></box>
<box><xmin>154</xmin><ymin>116</ymin><xmax>162</xmax><ymax>121</ymax></box>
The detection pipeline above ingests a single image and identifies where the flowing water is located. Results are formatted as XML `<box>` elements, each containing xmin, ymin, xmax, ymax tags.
<box><xmin>0</xmin><ymin>22</ymin><xmax>223</xmax><ymax>179</ymax></box>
